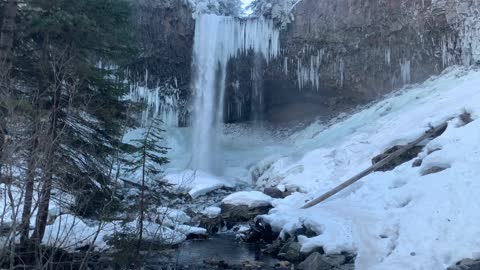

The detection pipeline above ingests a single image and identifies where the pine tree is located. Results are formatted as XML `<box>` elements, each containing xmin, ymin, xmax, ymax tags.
<box><xmin>5</xmin><ymin>0</ymin><xmax>137</xmax><ymax>249</ymax></box>
<box><xmin>125</xmin><ymin>118</ymin><xmax>170</xmax><ymax>259</ymax></box>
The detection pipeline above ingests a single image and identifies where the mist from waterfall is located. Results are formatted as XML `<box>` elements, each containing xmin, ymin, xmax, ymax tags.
<box><xmin>190</xmin><ymin>14</ymin><xmax>279</xmax><ymax>175</ymax></box>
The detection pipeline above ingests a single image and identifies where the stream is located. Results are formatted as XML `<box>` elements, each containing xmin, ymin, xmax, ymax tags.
<box><xmin>145</xmin><ymin>233</ymin><xmax>281</xmax><ymax>269</ymax></box>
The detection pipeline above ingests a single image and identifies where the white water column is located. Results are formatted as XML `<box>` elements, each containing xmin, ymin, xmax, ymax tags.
<box><xmin>190</xmin><ymin>14</ymin><xmax>279</xmax><ymax>175</ymax></box>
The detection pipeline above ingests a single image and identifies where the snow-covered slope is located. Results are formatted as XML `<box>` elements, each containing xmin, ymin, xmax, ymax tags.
<box><xmin>251</xmin><ymin>67</ymin><xmax>480</xmax><ymax>269</ymax></box>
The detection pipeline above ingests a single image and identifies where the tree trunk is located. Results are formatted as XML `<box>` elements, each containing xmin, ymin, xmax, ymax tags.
<box><xmin>0</xmin><ymin>0</ymin><xmax>18</xmax><ymax>65</ymax></box>
<box><xmin>20</xmin><ymin>137</ymin><xmax>39</xmax><ymax>245</ymax></box>
<box><xmin>136</xmin><ymin>148</ymin><xmax>146</xmax><ymax>257</ymax></box>
<box><xmin>0</xmin><ymin>0</ymin><xmax>18</xmax><ymax>179</ymax></box>
<box><xmin>32</xmin><ymin>80</ymin><xmax>62</xmax><ymax>245</ymax></box>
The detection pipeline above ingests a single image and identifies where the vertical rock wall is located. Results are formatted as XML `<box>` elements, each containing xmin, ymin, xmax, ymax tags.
<box><xmin>254</xmin><ymin>0</ymin><xmax>480</xmax><ymax>124</ymax></box>
<box><xmin>131</xmin><ymin>0</ymin><xmax>480</xmax><ymax>126</ymax></box>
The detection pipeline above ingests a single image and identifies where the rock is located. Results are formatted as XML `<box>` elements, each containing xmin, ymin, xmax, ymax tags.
<box><xmin>421</xmin><ymin>166</ymin><xmax>449</xmax><ymax>176</ymax></box>
<box><xmin>448</xmin><ymin>259</ymin><xmax>480</xmax><ymax>270</ymax></box>
<box><xmin>263</xmin><ymin>187</ymin><xmax>285</xmax><ymax>198</ymax></box>
<box><xmin>324</xmin><ymin>254</ymin><xmax>347</xmax><ymax>266</ymax></box>
<box><xmin>193</xmin><ymin>213</ymin><xmax>224</xmax><ymax>234</ymax></box>
<box><xmin>274</xmin><ymin>261</ymin><xmax>291</xmax><ymax>270</ymax></box>
<box><xmin>298</xmin><ymin>253</ymin><xmax>348</xmax><ymax>270</ymax></box>
<box><xmin>294</xmin><ymin>225</ymin><xmax>319</xmax><ymax>238</ymax></box>
<box><xmin>244</xmin><ymin>218</ymin><xmax>278</xmax><ymax>243</ymax></box>
<box><xmin>459</xmin><ymin>111</ymin><xmax>474</xmax><ymax>126</ymax></box>
<box><xmin>335</xmin><ymin>264</ymin><xmax>355</xmax><ymax>270</ymax></box>
<box><xmin>298</xmin><ymin>252</ymin><xmax>329</xmax><ymax>270</ymax></box>
<box><xmin>262</xmin><ymin>239</ymin><xmax>283</xmax><ymax>255</ymax></box>
<box><xmin>412</xmin><ymin>159</ymin><xmax>423</xmax><ymax>167</ymax></box>
<box><xmin>372</xmin><ymin>145</ymin><xmax>424</xmax><ymax>172</ymax></box>
<box><xmin>242</xmin><ymin>260</ymin><xmax>265</xmax><ymax>269</ymax></box>
<box><xmin>220</xmin><ymin>203</ymin><xmax>272</xmax><ymax>224</ymax></box>
<box><xmin>278</xmin><ymin>239</ymin><xmax>306</xmax><ymax>262</ymax></box>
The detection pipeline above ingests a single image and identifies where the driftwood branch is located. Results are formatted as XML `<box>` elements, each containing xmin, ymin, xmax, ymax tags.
<box><xmin>301</xmin><ymin>122</ymin><xmax>449</xmax><ymax>209</ymax></box>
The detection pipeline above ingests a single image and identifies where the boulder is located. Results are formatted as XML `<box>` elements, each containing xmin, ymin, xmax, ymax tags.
<box><xmin>277</xmin><ymin>239</ymin><xmax>306</xmax><ymax>262</ymax></box>
<box><xmin>263</xmin><ymin>187</ymin><xmax>285</xmax><ymax>198</ymax></box>
<box><xmin>220</xmin><ymin>203</ymin><xmax>272</xmax><ymax>224</ymax></box>
<box><xmin>298</xmin><ymin>252</ymin><xmax>348</xmax><ymax>270</ymax></box>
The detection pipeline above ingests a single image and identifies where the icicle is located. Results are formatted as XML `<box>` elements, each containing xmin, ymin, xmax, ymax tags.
<box><xmin>385</xmin><ymin>48</ymin><xmax>391</xmax><ymax>66</ymax></box>
<box><xmin>400</xmin><ymin>59</ymin><xmax>411</xmax><ymax>85</ymax></box>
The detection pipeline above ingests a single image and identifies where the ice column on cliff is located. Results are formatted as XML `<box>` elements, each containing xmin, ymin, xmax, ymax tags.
<box><xmin>190</xmin><ymin>14</ymin><xmax>279</xmax><ymax>174</ymax></box>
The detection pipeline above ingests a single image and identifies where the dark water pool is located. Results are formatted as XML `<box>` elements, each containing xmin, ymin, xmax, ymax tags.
<box><xmin>145</xmin><ymin>233</ymin><xmax>280</xmax><ymax>269</ymax></box>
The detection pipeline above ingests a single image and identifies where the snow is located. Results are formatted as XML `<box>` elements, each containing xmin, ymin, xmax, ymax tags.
<box><xmin>175</xmin><ymin>224</ymin><xmax>208</xmax><ymax>236</ymax></box>
<box><xmin>222</xmin><ymin>191</ymin><xmax>273</xmax><ymax>207</ymax></box>
<box><xmin>155</xmin><ymin>207</ymin><xmax>192</xmax><ymax>224</ymax></box>
<box><xmin>43</xmin><ymin>214</ymin><xmax>113</xmax><ymax>250</ymax></box>
<box><xmin>163</xmin><ymin>170</ymin><xmax>236</xmax><ymax>198</ymax></box>
<box><xmin>201</xmin><ymin>206</ymin><xmax>222</xmax><ymax>218</ymax></box>
<box><xmin>251</xmin><ymin>67</ymin><xmax>480</xmax><ymax>270</ymax></box>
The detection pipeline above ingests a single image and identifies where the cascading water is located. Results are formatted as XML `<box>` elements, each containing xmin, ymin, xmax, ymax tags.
<box><xmin>190</xmin><ymin>14</ymin><xmax>279</xmax><ymax>175</ymax></box>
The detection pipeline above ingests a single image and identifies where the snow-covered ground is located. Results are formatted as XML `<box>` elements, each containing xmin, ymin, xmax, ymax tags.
<box><xmin>4</xmin><ymin>66</ymin><xmax>477</xmax><ymax>268</ymax></box>
<box><xmin>161</xmin><ymin>66</ymin><xmax>480</xmax><ymax>269</ymax></box>
<box><xmin>252</xmin><ymin>67</ymin><xmax>480</xmax><ymax>270</ymax></box>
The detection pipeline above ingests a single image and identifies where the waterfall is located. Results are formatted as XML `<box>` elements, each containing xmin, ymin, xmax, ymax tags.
<box><xmin>190</xmin><ymin>14</ymin><xmax>279</xmax><ymax>175</ymax></box>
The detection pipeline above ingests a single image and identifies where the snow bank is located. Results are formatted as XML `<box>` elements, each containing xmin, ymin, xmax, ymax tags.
<box><xmin>164</xmin><ymin>170</ymin><xmax>236</xmax><ymax>198</ymax></box>
<box><xmin>255</xmin><ymin>67</ymin><xmax>480</xmax><ymax>270</ymax></box>
<box><xmin>222</xmin><ymin>191</ymin><xmax>273</xmax><ymax>207</ymax></box>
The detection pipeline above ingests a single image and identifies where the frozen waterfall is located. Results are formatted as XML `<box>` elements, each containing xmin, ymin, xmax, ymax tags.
<box><xmin>190</xmin><ymin>14</ymin><xmax>279</xmax><ymax>175</ymax></box>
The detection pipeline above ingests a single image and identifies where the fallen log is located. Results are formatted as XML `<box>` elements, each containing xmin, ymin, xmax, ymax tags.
<box><xmin>301</xmin><ymin>121</ymin><xmax>448</xmax><ymax>209</ymax></box>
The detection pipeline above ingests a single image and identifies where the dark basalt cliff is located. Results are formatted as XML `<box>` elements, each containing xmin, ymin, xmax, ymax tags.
<box><xmin>134</xmin><ymin>0</ymin><xmax>479</xmax><ymax>125</ymax></box>
<box><xmin>257</xmin><ymin>0</ymin><xmax>477</xmax><ymax>124</ymax></box>
<box><xmin>131</xmin><ymin>0</ymin><xmax>195</xmax><ymax>125</ymax></box>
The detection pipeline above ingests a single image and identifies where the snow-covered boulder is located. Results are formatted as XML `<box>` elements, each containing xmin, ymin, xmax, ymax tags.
<box><xmin>222</xmin><ymin>191</ymin><xmax>273</xmax><ymax>207</ymax></box>
<box><xmin>221</xmin><ymin>191</ymin><xmax>273</xmax><ymax>222</ymax></box>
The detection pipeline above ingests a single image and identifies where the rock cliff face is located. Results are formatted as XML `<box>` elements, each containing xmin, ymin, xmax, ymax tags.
<box><xmin>133</xmin><ymin>0</ymin><xmax>480</xmax><ymax>125</ymax></box>
<box><xmin>225</xmin><ymin>0</ymin><xmax>480</xmax><ymax>124</ymax></box>
<box><xmin>130</xmin><ymin>0</ymin><xmax>195</xmax><ymax>126</ymax></box>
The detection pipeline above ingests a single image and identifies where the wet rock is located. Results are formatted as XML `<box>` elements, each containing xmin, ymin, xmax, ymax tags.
<box><xmin>242</xmin><ymin>260</ymin><xmax>265</xmax><ymax>269</ymax></box>
<box><xmin>274</xmin><ymin>261</ymin><xmax>291</xmax><ymax>270</ymax></box>
<box><xmin>335</xmin><ymin>264</ymin><xmax>355</xmax><ymax>270</ymax></box>
<box><xmin>193</xmin><ymin>214</ymin><xmax>224</xmax><ymax>234</ymax></box>
<box><xmin>277</xmin><ymin>239</ymin><xmax>306</xmax><ymax>262</ymax></box>
<box><xmin>244</xmin><ymin>218</ymin><xmax>278</xmax><ymax>243</ymax></box>
<box><xmin>262</xmin><ymin>240</ymin><xmax>283</xmax><ymax>255</ymax></box>
<box><xmin>448</xmin><ymin>259</ymin><xmax>480</xmax><ymax>270</ymax></box>
<box><xmin>221</xmin><ymin>203</ymin><xmax>272</xmax><ymax>224</ymax></box>
<box><xmin>263</xmin><ymin>187</ymin><xmax>285</xmax><ymax>199</ymax></box>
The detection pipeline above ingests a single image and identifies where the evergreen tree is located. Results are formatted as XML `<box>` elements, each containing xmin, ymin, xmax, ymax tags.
<box><xmin>6</xmin><ymin>0</ymin><xmax>136</xmax><ymax>248</ymax></box>
<box><xmin>125</xmin><ymin>118</ymin><xmax>170</xmax><ymax>258</ymax></box>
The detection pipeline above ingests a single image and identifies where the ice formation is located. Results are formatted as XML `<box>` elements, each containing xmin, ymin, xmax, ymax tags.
<box><xmin>296</xmin><ymin>48</ymin><xmax>324</xmax><ymax>91</ymax></box>
<box><xmin>190</xmin><ymin>14</ymin><xmax>279</xmax><ymax>174</ymax></box>
<box><xmin>400</xmin><ymin>59</ymin><xmax>411</xmax><ymax>85</ymax></box>
<box><xmin>128</xmin><ymin>69</ymin><xmax>180</xmax><ymax>127</ymax></box>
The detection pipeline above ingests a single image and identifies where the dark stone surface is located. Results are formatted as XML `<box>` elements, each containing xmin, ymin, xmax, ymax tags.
<box><xmin>132</xmin><ymin>0</ymin><xmax>480</xmax><ymax>126</ymax></box>
<box><xmin>277</xmin><ymin>239</ymin><xmax>306</xmax><ymax>262</ymax></box>
<box><xmin>372</xmin><ymin>145</ymin><xmax>424</xmax><ymax>171</ymax></box>
<box><xmin>220</xmin><ymin>203</ymin><xmax>272</xmax><ymax>224</ymax></box>
<box><xmin>421</xmin><ymin>165</ymin><xmax>449</xmax><ymax>176</ymax></box>
<box><xmin>263</xmin><ymin>187</ymin><xmax>287</xmax><ymax>199</ymax></box>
